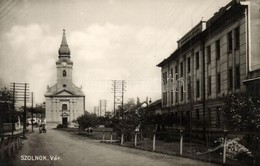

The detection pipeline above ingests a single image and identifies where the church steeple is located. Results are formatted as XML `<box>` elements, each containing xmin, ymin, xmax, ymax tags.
<box><xmin>58</xmin><ymin>29</ymin><xmax>71</xmax><ymax>58</ymax></box>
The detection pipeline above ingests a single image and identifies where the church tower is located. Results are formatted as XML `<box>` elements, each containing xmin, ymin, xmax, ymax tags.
<box><xmin>45</xmin><ymin>30</ymin><xmax>85</xmax><ymax>125</ymax></box>
<box><xmin>56</xmin><ymin>29</ymin><xmax>73</xmax><ymax>90</ymax></box>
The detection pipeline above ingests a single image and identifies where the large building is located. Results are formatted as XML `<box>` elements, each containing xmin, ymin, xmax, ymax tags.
<box><xmin>157</xmin><ymin>0</ymin><xmax>260</xmax><ymax>132</ymax></box>
<box><xmin>45</xmin><ymin>30</ymin><xmax>85</xmax><ymax>124</ymax></box>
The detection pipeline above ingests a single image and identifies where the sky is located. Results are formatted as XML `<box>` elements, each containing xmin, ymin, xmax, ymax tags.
<box><xmin>0</xmin><ymin>0</ymin><xmax>231</xmax><ymax>113</ymax></box>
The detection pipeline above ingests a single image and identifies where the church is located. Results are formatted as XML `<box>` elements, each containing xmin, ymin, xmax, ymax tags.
<box><xmin>45</xmin><ymin>30</ymin><xmax>85</xmax><ymax>125</ymax></box>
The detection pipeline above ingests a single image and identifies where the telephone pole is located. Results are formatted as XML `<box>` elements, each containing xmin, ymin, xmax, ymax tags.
<box><xmin>11</xmin><ymin>83</ymin><xmax>15</xmax><ymax>135</ymax></box>
<box><xmin>23</xmin><ymin>83</ymin><xmax>28</xmax><ymax>137</ymax></box>
<box><xmin>31</xmin><ymin>92</ymin><xmax>34</xmax><ymax>132</ymax></box>
<box><xmin>10</xmin><ymin>83</ymin><xmax>29</xmax><ymax>138</ymax></box>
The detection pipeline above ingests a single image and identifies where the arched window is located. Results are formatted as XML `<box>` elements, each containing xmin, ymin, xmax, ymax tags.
<box><xmin>62</xmin><ymin>104</ymin><xmax>67</xmax><ymax>110</ymax></box>
<box><xmin>63</xmin><ymin>70</ymin><xmax>66</xmax><ymax>77</ymax></box>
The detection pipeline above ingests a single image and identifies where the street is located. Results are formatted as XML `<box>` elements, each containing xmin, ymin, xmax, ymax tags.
<box><xmin>10</xmin><ymin>125</ymin><xmax>219</xmax><ymax>166</ymax></box>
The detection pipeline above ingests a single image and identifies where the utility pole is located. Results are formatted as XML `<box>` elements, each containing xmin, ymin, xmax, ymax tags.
<box><xmin>12</xmin><ymin>83</ymin><xmax>15</xmax><ymax>135</ymax></box>
<box><xmin>31</xmin><ymin>92</ymin><xmax>34</xmax><ymax>132</ymax></box>
<box><xmin>10</xmin><ymin>82</ymin><xmax>29</xmax><ymax>138</ymax></box>
<box><xmin>113</xmin><ymin>81</ymin><xmax>116</xmax><ymax>116</ymax></box>
<box><xmin>111</xmin><ymin>80</ymin><xmax>126</xmax><ymax>118</ymax></box>
<box><xmin>24</xmin><ymin>83</ymin><xmax>27</xmax><ymax>137</ymax></box>
<box><xmin>121</xmin><ymin>81</ymin><xmax>124</xmax><ymax>119</ymax></box>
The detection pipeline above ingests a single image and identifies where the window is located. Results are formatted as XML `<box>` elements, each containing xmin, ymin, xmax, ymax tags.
<box><xmin>196</xmin><ymin>109</ymin><xmax>200</xmax><ymax>127</ymax></box>
<box><xmin>208</xmin><ymin>108</ymin><xmax>211</xmax><ymax>127</ymax></box>
<box><xmin>235</xmin><ymin>27</ymin><xmax>240</xmax><ymax>49</ymax></box>
<box><xmin>63</xmin><ymin>70</ymin><xmax>66</xmax><ymax>77</ymax></box>
<box><xmin>196</xmin><ymin>52</ymin><xmax>199</xmax><ymax>69</ymax></box>
<box><xmin>170</xmin><ymin>68</ymin><xmax>173</xmax><ymax>82</ymax></box>
<box><xmin>227</xmin><ymin>31</ymin><xmax>233</xmax><ymax>53</ymax></box>
<box><xmin>181</xmin><ymin>86</ymin><xmax>184</xmax><ymax>101</ymax></box>
<box><xmin>174</xmin><ymin>112</ymin><xmax>178</xmax><ymax>123</ymax></box>
<box><xmin>207</xmin><ymin>45</ymin><xmax>211</xmax><ymax>64</ymax></box>
<box><xmin>235</xmin><ymin>66</ymin><xmax>240</xmax><ymax>89</ymax></box>
<box><xmin>175</xmin><ymin>89</ymin><xmax>178</xmax><ymax>103</ymax></box>
<box><xmin>180</xmin><ymin>62</ymin><xmax>184</xmax><ymax>77</ymax></box>
<box><xmin>163</xmin><ymin>72</ymin><xmax>167</xmax><ymax>85</ymax></box>
<box><xmin>171</xmin><ymin>90</ymin><xmax>174</xmax><ymax>104</ymax></box>
<box><xmin>175</xmin><ymin>65</ymin><xmax>178</xmax><ymax>80</ymax></box>
<box><xmin>186</xmin><ymin>111</ymin><xmax>190</xmax><ymax>128</ymax></box>
<box><xmin>187</xmin><ymin>57</ymin><xmax>191</xmax><ymax>73</ymax></box>
<box><xmin>208</xmin><ymin>76</ymin><xmax>211</xmax><ymax>96</ymax></box>
<box><xmin>181</xmin><ymin>112</ymin><xmax>184</xmax><ymax>125</ymax></box>
<box><xmin>62</xmin><ymin>104</ymin><xmax>67</xmax><ymax>110</ymax></box>
<box><xmin>187</xmin><ymin>82</ymin><xmax>191</xmax><ymax>100</ymax></box>
<box><xmin>216</xmin><ymin>40</ymin><xmax>220</xmax><ymax>60</ymax></box>
<box><xmin>196</xmin><ymin>80</ymin><xmax>200</xmax><ymax>98</ymax></box>
<box><xmin>228</xmin><ymin>68</ymin><xmax>233</xmax><ymax>90</ymax></box>
<box><xmin>217</xmin><ymin>73</ymin><xmax>221</xmax><ymax>93</ymax></box>
<box><xmin>216</xmin><ymin>107</ymin><xmax>221</xmax><ymax>128</ymax></box>
<box><xmin>63</xmin><ymin>84</ymin><xmax>66</xmax><ymax>88</ymax></box>
<box><xmin>163</xmin><ymin>92</ymin><xmax>167</xmax><ymax>106</ymax></box>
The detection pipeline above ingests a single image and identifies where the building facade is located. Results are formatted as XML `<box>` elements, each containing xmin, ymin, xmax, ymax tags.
<box><xmin>45</xmin><ymin>30</ymin><xmax>85</xmax><ymax>124</ymax></box>
<box><xmin>157</xmin><ymin>0</ymin><xmax>260</xmax><ymax>131</ymax></box>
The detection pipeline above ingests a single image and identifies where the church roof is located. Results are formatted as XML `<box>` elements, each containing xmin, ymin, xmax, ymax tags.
<box><xmin>45</xmin><ymin>83</ymin><xmax>85</xmax><ymax>97</ymax></box>
<box><xmin>58</xmin><ymin>29</ymin><xmax>71</xmax><ymax>57</ymax></box>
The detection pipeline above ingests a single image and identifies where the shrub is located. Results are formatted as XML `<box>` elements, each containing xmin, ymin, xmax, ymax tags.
<box><xmin>213</xmin><ymin>137</ymin><xmax>254</xmax><ymax>163</ymax></box>
<box><xmin>56</xmin><ymin>124</ymin><xmax>67</xmax><ymax>128</ymax></box>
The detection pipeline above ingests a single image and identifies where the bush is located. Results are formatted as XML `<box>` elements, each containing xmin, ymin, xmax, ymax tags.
<box><xmin>213</xmin><ymin>137</ymin><xmax>254</xmax><ymax>163</ymax></box>
<box><xmin>56</xmin><ymin>124</ymin><xmax>67</xmax><ymax>128</ymax></box>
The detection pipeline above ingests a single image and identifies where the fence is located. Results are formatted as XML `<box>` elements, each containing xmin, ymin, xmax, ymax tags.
<box><xmin>0</xmin><ymin>131</ymin><xmax>23</xmax><ymax>161</ymax></box>
<box><xmin>83</xmin><ymin>129</ymin><xmax>259</xmax><ymax>166</ymax></box>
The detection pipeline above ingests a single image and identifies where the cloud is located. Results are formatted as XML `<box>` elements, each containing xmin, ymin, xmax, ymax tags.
<box><xmin>2</xmin><ymin>24</ymin><xmax>58</xmax><ymax>104</ymax></box>
<box><xmin>69</xmin><ymin>23</ymin><xmax>179</xmax><ymax>111</ymax></box>
<box><xmin>2</xmin><ymin>23</ymin><xmax>179</xmax><ymax>112</ymax></box>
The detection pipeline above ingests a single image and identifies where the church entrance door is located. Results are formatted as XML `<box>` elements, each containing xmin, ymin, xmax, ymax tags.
<box><xmin>62</xmin><ymin>117</ymin><xmax>68</xmax><ymax>125</ymax></box>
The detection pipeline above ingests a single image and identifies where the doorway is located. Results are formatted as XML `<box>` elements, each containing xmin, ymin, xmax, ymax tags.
<box><xmin>62</xmin><ymin>117</ymin><xmax>68</xmax><ymax>125</ymax></box>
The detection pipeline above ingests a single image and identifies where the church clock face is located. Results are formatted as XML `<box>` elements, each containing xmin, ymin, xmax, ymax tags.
<box><xmin>62</xmin><ymin>62</ymin><xmax>67</xmax><ymax>66</ymax></box>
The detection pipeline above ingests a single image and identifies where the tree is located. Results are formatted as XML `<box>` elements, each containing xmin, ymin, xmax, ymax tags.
<box><xmin>113</xmin><ymin>111</ymin><xmax>140</xmax><ymax>133</ymax></box>
<box><xmin>0</xmin><ymin>87</ymin><xmax>16</xmax><ymax>123</ymax></box>
<box><xmin>29</xmin><ymin>105</ymin><xmax>45</xmax><ymax>118</ymax></box>
<box><xmin>222</xmin><ymin>93</ymin><xmax>260</xmax><ymax>132</ymax></box>
<box><xmin>0</xmin><ymin>87</ymin><xmax>13</xmax><ymax>101</ymax></box>
<box><xmin>112</xmin><ymin>98</ymin><xmax>139</xmax><ymax>134</ymax></box>
<box><xmin>76</xmin><ymin>113</ymin><xmax>98</xmax><ymax>129</ymax></box>
<box><xmin>0</xmin><ymin>87</ymin><xmax>19</xmax><ymax>133</ymax></box>
<box><xmin>96</xmin><ymin>112</ymin><xmax>113</xmax><ymax>127</ymax></box>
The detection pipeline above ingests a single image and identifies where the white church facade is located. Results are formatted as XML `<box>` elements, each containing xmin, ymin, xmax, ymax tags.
<box><xmin>45</xmin><ymin>30</ymin><xmax>85</xmax><ymax>124</ymax></box>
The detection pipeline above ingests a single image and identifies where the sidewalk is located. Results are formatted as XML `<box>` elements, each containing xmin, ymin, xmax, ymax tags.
<box><xmin>0</xmin><ymin>129</ymin><xmax>23</xmax><ymax>137</ymax></box>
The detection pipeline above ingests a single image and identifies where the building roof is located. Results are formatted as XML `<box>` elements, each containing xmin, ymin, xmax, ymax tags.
<box><xmin>146</xmin><ymin>99</ymin><xmax>161</xmax><ymax>109</ymax></box>
<box><xmin>58</xmin><ymin>29</ymin><xmax>71</xmax><ymax>57</ymax></box>
<box><xmin>45</xmin><ymin>83</ymin><xmax>85</xmax><ymax>97</ymax></box>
